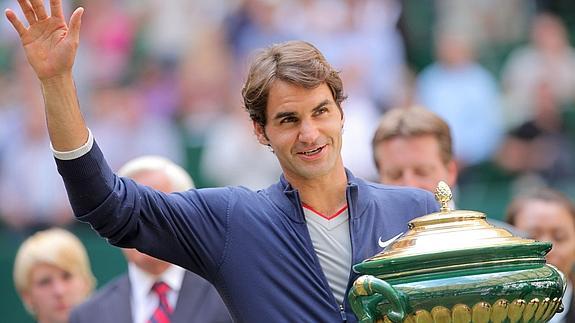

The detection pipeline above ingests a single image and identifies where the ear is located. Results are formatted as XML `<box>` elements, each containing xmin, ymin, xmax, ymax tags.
<box><xmin>21</xmin><ymin>291</ymin><xmax>35</xmax><ymax>315</ymax></box>
<box><xmin>253</xmin><ymin>121</ymin><xmax>270</xmax><ymax>146</ymax></box>
<box><xmin>341</xmin><ymin>109</ymin><xmax>346</xmax><ymax>131</ymax></box>
<box><xmin>446</xmin><ymin>160</ymin><xmax>458</xmax><ymax>187</ymax></box>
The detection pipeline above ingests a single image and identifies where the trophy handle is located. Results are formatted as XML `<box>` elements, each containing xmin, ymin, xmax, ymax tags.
<box><xmin>349</xmin><ymin>275</ymin><xmax>409</xmax><ymax>323</ymax></box>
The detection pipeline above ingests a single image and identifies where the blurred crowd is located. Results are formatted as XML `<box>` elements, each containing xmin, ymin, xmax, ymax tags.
<box><xmin>0</xmin><ymin>0</ymin><xmax>575</xmax><ymax>228</ymax></box>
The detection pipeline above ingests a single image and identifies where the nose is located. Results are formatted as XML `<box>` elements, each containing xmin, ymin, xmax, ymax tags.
<box><xmin>400</xmin><ymin>171</ymin><xmax>420</xmax><ymax>188</ymax></box>
<box><xmin>298</xmin><ymin>119</ymin><xmax>320</xmax><ymax>144</ymax></box>
<box><xmin>52</xmin><ymin>277</ymin><xmax>68</xmax><ymax>296</ymax></box>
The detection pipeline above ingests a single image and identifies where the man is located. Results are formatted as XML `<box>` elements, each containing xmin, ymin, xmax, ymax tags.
<box><xmin>69</xmin><ymin>156</ymin><xmax>231</xmax><ymax>323</ymax></box>
<box><xmin>506</xmin><ymin>188</ymin><xmax>575</xmax><ymax>323</ymax></box>
<box><xmin>13</xmin><ymin>228</ymin><xmax>95</xmax><ymax>323</ymax></box>
<box><xmin>5</xmin><ymin>1</ymin><xmax>438</xmax><ymax>321</ymax></box>
<box><xmin>372</xmin><ymin>106</ymin><xmax>457</xmax><ymax>192</ymax></box>
<box><xmin>372</xmin><ymin>106</ymin><xmax>524</xmax><ymax>234</ymax></box>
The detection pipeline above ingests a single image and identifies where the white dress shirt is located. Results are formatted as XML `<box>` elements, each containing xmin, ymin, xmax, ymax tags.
<box><xmin>51</xmin><ymin>128</ymin><xmax>94</xmax><ymax>160</ymax></box>
<box><xmin>127</xmin><ymin>263</ymin><xmax>185</xmax><ymax>323</ymax></box>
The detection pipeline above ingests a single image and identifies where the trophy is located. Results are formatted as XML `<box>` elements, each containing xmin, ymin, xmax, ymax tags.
<box><xmin>349</xmin><ymin>182</ymin><xmax>566</xmax><ymax>323</ymax></box>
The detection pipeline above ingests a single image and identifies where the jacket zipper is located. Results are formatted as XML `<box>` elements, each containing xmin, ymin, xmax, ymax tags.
<box><xmin>293</xmin><ymin>190</ymin><xmax>347</xmax><ymax>321</ymax></box>
<box><xmin>341</xmin><ymin>184</ymin><xmax>355</xmax><ymax>322</ymax></box>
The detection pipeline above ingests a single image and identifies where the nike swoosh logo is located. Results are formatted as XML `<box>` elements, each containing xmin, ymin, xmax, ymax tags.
<box><xmin>378</xmin><ymin>232</ymin><xmax>403</xmax><ymax>248</ymax></box>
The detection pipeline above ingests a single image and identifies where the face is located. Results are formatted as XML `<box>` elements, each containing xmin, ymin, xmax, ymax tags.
<box><xmin>122</xmin><ymin>248</ymin><xmax>171</xmax><ymax>276</ymax></box>
<box><xmin>22</xmin><ymin>263</ymin><xmax>89</xmax><ymax>323</ymax></box>
<box><xmin>254</xmin><ymin>81</ymin><xmax>345</xmax><ymax>185</ymax></box>
<box><xmin>513</xmin><ymin>200</ymin><xmax>575</xmax><ymax>276</ymax></box>
<box><xmin>375</xmin><ymin>135</ymin><xmax>457</xmax><ymax>192</ymax></box>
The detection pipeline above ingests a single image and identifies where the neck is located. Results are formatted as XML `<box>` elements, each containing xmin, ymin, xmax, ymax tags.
<box><xmin>292</xmin><ymin>166</ymin><xmax>348</xmax><ymax>216</ymax></box>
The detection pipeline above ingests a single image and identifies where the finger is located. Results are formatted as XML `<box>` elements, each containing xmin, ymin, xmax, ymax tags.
<box><xmin>29</xmin><ymin>0</ymin><xmax>47</xmax><ymax>21</ymax></box>
<box><xmin>5</xmin><ymin>9</ymin><xmax>28</xmax><ymax>37</ymax></box>
<box><xmin>68</xmin><ymin>7</ymin><xmax>83</xmax><ymax>42</ymax></box>
<box><xmin>49</xmin><ymin>0</ymin><xmax>64</xmax><ymax>18</ymax></box>
<box><xmin>16</xmin><ymin>0</ymin><xmax>37</xmax><ymax>24</ymax></box>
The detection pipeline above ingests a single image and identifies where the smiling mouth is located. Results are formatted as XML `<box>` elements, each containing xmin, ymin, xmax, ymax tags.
<box><xmin>298</xmin><ymin>145</ymin><xmax>326</xmax><ymax>156</ymax></box>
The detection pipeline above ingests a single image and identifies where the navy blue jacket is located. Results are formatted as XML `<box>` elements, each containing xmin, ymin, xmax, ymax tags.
<box><xmin>56</xmin><ymin>142</ymin><xmax>438</xmax><ymax>322</ymax></box>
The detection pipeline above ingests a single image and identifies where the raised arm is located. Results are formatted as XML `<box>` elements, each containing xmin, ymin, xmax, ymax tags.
<box><xmin>5</xmin><ymin>0</ymin><xmax>87</xmax><ymax>151</ymax></box>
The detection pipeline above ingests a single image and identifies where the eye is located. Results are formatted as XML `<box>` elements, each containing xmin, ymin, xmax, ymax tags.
<box><xmin>386</xmin><ymin>170</ymin><xmax>402</xmax><ymax>180</ymax></box>
<box><xmin>313</xmin><ymin>106</ymin><xmax>329</xmax><ymax>116</ymax></box>
<box><xmin>414</xmin><ymin>169</ymin><xmax>430</xmax><ymax>177</ymax></box>
<box><xmin>280</xmin><ymin>116</ymin><xmax>298</xmax><ymax>124</ymax></box>
<box><xmin>37</xmin><ymin>276</ymin><xmax>52</xmax><ymax>287</ymax></box>
<box><xmin>552</xmin><ymin>231</ymin><xmax>569</xmax><ymax>243</ymax></box>
<box><xmin>61</xmin><ymin>271</ymin><xmax>73</xmax><ymax>281</ymax></box>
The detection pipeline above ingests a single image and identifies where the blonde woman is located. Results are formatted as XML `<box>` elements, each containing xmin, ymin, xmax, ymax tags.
<box><xmin>13</xmin><ymin>228</ymin><xmax>95</xmax><ymax>323</ymax></box>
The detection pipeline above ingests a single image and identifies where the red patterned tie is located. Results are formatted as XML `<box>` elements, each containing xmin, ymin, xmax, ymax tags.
<box><xmin>147</xmin><ymin>281</ymin><xmax>173</xmax><ymax>323</ymax></box>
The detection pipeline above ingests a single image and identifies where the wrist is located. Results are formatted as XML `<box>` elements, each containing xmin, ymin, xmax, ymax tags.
<box><xmin>40</xmin><ymin>72</ymin><xmax>75</xmax><ymax>88</ymax></box>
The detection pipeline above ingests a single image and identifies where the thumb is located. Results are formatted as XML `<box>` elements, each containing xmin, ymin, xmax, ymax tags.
<box><xmin>68</xmin><ymin>7</ymin><xmax>84</xmax><ymax>43</ymax></box>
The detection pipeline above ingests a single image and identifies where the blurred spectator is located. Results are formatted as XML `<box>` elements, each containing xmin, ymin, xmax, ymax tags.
<box><xmin>372</xmin><ymin>106</ymin><xmax>522</xmax><ymax>235</ymax></box>
<box><xmin>178</xmin><ymin>27</ymin><xmax>240</xmax><ymax>188</ymax></box>
<box><xmin>80</xmin><ymin>0</ymin><xmax>136</xmax><ymax>84</ymax></box>
<box><xmin>458</xmin><ymin>126</ymin><xmax>556</xmax><ymax>221</ymax></box>
<box><xmin>13</xmin><ymin>228</ymin><xmax>95</xmax><ymax>323</ymax></box>
<box><xmin>501</xmin><ymin>12</ymin><xmax>575</xmax><ymax>128</ymax></box>
<box><xmin>70</xmin><ymin>156</ymin><xmax>231</xmax><ymax>322</ymax></box>
<box><xmin>537</xmin><ymin>1</ymin><xmax>575</xmax><ymax>45</ymax></box>
<box><xmin>0</xmin><ymin>58</ymin><xmax>73</xmax><ymax>230</ymax></box>
<box><xmin>87</xmin><ymin>83</ymin><xmax>184</xmax><ymax>171</ymax></box>
<box><xmin>506</xmin><ymin>188</ymin><xmax>575</xmax><ymax>323</ymax></box>
<box><xmin>434</xmin><ymin>0</ymin><xmax>533</xmax><ymax>73</ymax></box>
<box><xmin>416</xmin><ymin>28</ymin><xmax>504</xmax><ymax>167</ymax></box>
<box><xmin>458</xmin><ymin>76</ymin><xmax>575</xmax><ymax>219</ymax></box>
<box><xmin>125</xmin><ymin>0</ymin><xmax>232</xmax><ymax>62</ymax></box>
<box><xmin>372</xmin><ymin>106</ymin><xmax>457</xmax><ymax>192</ymax></box>
<box><xmin>200</xmin><ymin>108</ymin><xmax>282</xmax><ymax>189</ymax></box>
<box><xmin>225</xmin><ymin>0</ymin><xmax>292</xmax><ymax>62</ymax></box>
<box><xmin>400</xmin><ymin>0</ymin><xmax>532</xmax><ymax>76</ymax></box>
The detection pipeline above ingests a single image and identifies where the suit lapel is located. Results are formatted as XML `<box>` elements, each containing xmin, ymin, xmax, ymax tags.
<box><xmin>171</xmin><ymin>271</ymin><xmax>209</xmax><ymax>322</ymax></box>
<box><xmin>105</xmin><ymin>274</ymin><xmax>133</xmax><ymax>323</ymax></box>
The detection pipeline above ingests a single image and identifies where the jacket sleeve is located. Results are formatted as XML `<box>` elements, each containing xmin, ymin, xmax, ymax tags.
<box><xmin>55</xmin><ymin>142</ymin><xmax>230</xmax><ymax>280</ymax></box>
<box><xmin>68</xmin><ymin>309</ymin><xmax>81</xmax><ymax>323</ymax></box>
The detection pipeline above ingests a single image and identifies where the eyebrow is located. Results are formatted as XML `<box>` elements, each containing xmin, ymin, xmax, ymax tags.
<box><xmin>273</xmin><ymin>111</ymin><xmax>297</xmax><ymax>121</ymax></box>
<box><xmin>312</xmin><ymin>99</ymin><xmax>331</xmax><ymax>112</ymax></box>
<box><xmin>272</xmin><ymin>99</ymin><xmax>332</xmax><ymax>121</ymax></box>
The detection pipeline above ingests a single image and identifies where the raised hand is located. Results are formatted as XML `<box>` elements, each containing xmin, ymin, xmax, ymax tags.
<box><xmin>5</xmin><ymin>0</ymin><xmax>84</xmax><ymax>81</ymax></box>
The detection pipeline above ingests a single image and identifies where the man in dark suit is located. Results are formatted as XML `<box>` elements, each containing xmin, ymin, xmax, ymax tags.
<box><xmin>69</xmin><ymin>156</ymin><xmax>231</xmax><ymax>323</ymax></box>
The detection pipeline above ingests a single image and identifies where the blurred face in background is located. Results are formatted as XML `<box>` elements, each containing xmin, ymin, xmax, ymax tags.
<box><xmin>513</xmin><ymin>200</ymin><xmax>575</xmax><ymax>276</ymax></box>
<box><xmin>22</xmin><ymin>263</ymin><xmax>90</xmax><ymax>323</ymax></box>
<box><xmin>375</xmin><ymin>134</ymin><xmax>457</xmax><ymax>192</ymax></box>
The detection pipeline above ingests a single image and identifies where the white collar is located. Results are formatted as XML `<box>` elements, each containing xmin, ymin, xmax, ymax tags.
<box><xmin>128</xmin><ymin>262</ymin><xmax>185</xmax><ymax>302</ymax></box>
<box><xmin>549</xmin><ymin>280</ymin><xmax>572</xmax><ymax>323</ymax></box>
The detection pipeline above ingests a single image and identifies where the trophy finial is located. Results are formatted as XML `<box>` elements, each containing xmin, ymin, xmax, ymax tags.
<box><xmin>434</xmin><ymin>181</ymin><xmax>452</xmax><ymax>212</ymax></box>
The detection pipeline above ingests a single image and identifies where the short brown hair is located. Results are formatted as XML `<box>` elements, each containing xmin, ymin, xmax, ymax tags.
<box><xmin>241</xmin><ymin>40</ymin><xmax>347</xmax><ymax>128</ymax></box>
<box><xmin>506</xmin><ymin>188</ymin><xmax>575</xmax><ymax>226</ymax></box>
<box><xmin>372</xmin><ymin>106</ymin><xmax>453</xmax><ymax>170</ymax></box>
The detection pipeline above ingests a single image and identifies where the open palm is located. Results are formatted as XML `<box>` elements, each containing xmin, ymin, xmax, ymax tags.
<box><xmin>5</xmin><ymin>0</ymin><xmax>83</xmax><ymax>81</ymax></box>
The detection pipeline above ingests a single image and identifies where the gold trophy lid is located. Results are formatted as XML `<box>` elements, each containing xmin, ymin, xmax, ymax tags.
<box><xmin>366</xmin><ymin>181</ymin><xmax>537</xmax><ymax>262</ymax></box>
